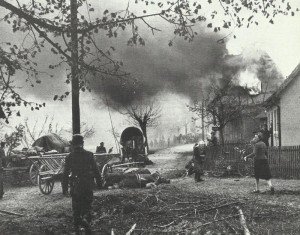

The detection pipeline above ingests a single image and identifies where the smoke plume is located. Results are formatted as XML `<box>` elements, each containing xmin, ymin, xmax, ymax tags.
<box><xmin>89</xmin><ymin>33</ymin><xmax>283</xmax><ymax>109</ymax></box>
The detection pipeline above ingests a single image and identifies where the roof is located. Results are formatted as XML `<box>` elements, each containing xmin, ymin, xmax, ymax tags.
<box><xmin>255</xmin><ymin>110</ymin><xmax>267</xmax><ymax>119</ymax></box>
<box><xmin>266</xmin><ymin>63</ymin><xmax>300</xmax><ymax>106</ymax></box>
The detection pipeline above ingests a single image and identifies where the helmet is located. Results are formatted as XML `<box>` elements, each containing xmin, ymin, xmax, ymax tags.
<box><xmin>71</xmin><ymin>134</ymin><xmax>84</xmax><ymax>145</ymax></box>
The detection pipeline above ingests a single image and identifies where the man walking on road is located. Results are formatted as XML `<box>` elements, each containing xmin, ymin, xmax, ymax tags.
<box><xmin>62</xmin><ymin>134</ymin><xmax>101</xmax><ymax>235</ymax></box>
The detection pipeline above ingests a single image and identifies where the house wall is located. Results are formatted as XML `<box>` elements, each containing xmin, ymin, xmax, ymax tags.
<box><xmin>267</xmin><ymin>106</ymin><xmax>280</xmax><ymax>146</ymax></box>
<box><xmin>279</xmin><ymin>72</ymin><xmax>300</xmax><ymax>146</ymax></box>
<box><xmin>224</xmin><ymin>116</ymin><xmax>261</xmax><ymax>142</ymax></box>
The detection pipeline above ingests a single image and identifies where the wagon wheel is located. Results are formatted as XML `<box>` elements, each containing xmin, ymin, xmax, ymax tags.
<box><xmin>29</xmin><ymin>161</ymin><xmax>40</xmax><ymax>185</ymax></box>
<box><xmin>38</xmin><ymin>165</ymin><xmax>54</xmax><ymax>195</ymax></box>
<box><xmin>101</xmin><ymin>164</ymin><xmax>112</xmax><ymax>188</ymax></box>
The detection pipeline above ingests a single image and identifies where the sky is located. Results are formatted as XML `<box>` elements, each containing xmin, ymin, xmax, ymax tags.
<box><xmin>1</xmin><ymin>0</ymin><xmax>300</xmax><ymax>151</ymax></box>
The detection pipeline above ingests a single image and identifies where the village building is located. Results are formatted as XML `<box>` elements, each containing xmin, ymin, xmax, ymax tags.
<box><xmin>265</xmin><ymin>64</ymin><xmax>300</xmax><ymax>146</ymax></box>
<box><xmin>223</xmin><ymin>84</ymin><xmax>279</xmax><ymax>143</ymax></box>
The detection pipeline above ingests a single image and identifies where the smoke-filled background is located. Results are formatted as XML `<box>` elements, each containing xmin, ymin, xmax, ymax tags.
<box><xmin>0</xmin><ymin>0</ymin><xmax>300</xmax><ymax>151</ymax></box>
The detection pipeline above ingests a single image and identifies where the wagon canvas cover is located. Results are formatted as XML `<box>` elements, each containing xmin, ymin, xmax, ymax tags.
<box><xmin>32</xmin><ymin>133</ymin><xmax>70</xmax><ymax>153</ymax></box>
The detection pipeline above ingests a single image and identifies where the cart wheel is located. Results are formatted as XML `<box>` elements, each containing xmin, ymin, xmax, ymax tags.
<box><xmin>101</xmin><ymin>164</ymin><xmax>112</xmax><ymax>188</ymax></box>
<box><xmin>38</xmin><ymin>165</ymin><xmax>54</xmax><ymax>195</ymax></box>
<box><xmin>29</xmin><ymin>161</ymin><xmax>40</xmax><ymax>185</ymax></box>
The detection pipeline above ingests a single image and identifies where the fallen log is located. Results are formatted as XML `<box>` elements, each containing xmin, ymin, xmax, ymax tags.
<box><xmin>236</xmin><ymin>206</ymin><xmax>251</xmax><ymax>235</ymax></box>
<box><xmin>0</xmin><ymin>209</ymin><xmax>24</xmax><ymax>217</ymax></box>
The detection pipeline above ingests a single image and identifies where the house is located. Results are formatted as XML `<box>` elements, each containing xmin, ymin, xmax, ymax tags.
<box><xmin>223</xmin><ymin>104</ymin><xmax>265</xmax><ymax>143</ymax></box>
<box><xmin>223</xmin><ymin>89</ymin><xmax>275</xmax><ymax>143</ymax></box>
<box><xmin>265</xmin><ymin>63</ymin><xmax>300</xmax><ymax>146</ymax></box>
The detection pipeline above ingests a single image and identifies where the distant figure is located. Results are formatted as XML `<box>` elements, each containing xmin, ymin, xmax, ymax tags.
<box><xmin>193</xmin><ymin>142</ymin><xmax>205</xmax><ymax>182</ymax></box>
<box><xmin>260</xmin><ymin>124</ymin><xmax>271</xmax><ymax>146</ymax></box>
<box><xmin>96</xmin><ymin>142</ymin><xmax>106</xmax><ymax>154</ymax></box>
<box><xmin>244</xmin><ymin>132</ymin><xmax>274</xmax><ymax>194</ymax></box>
<box><xmin>0</xmin><ymin>141</ymin><xmax>5</xmax><ymax>199</ymax></box>
<box><xmin>207</xmin><ymin>131</ymin><xmax>218</xmax><ymax>146</ymax></box>
<box><xmin>62</xmin><ymin>135</ymin><xmax>101</xmax><ymax>235</ymax></box>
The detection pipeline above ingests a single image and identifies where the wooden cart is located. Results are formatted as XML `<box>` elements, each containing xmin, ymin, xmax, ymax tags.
<box><xmin>28</xmin><ymin>153</ymin><xmax>68</xmax><ymax>195</ymax></box>
<box><xmin>3</xmin><ymin>155</ymin><xmax>41</xmax><ymax>186</ymax></box>
<box><xmin>30</xmin><ymin>153</ymin><xmax>122</xmax><ymax>195</ymax></box>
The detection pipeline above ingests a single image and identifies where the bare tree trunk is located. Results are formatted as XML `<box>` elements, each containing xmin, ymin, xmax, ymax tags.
<box><xmin>70</xmin><ymin>0</ymin><xmax>80</xmax><ymax>135</ymax></box>
<box><xmin>201</xmin><ymin>101</ymin><xmax>205</xmax><ymax>141</ymax></box>
<box><xmin>141</xmin><ymin>125</ymin><xmax>149</xmax><ymax>153</ymax></box>
<box><xmin>219</xmin><ymin>127</ymin><xmax>225</xmax><ymax>146</ymax></box>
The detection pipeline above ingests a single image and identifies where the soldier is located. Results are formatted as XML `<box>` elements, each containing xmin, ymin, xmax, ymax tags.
<box><xmin>96</xmin><ymin>142</ymin><xmax>106</xmax><ymax>154</ymax></box>
<box><xmin>193</xmin><ymin>142</ymin><xmax>205</xmax><ymax>182</ymax></box>
<box><xmin>62</xmin><ymin>134</ymin><xmax>101</xmax><ymax>235</ymax></box>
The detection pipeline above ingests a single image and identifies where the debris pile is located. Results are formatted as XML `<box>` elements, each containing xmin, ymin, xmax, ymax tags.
<box><xmin>92</xmin><ymin>185</ymin><xmax>250</xmax><ymax>234</ymax></box>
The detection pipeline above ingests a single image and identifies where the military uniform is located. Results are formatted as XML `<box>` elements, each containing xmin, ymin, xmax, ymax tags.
<box><xmin>62</xmin><ymin>143</ymin><xmax>101</xmax><ymax>235</ymax></box>
<box><xmin>96</xmin><ymin>146</ymin><xmax>106</xmax><ymax>154</ymax></box>
<box><xmin>193</xmin><ymin>144</ymin><xmax>205</xmax><ymax>182</ymax></box>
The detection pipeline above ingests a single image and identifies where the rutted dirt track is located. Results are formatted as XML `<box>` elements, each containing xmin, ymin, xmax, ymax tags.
<box><xmin>1</xmin><ymin>145</ymin><xmax>300</xmax><ymax>234</ymax></box>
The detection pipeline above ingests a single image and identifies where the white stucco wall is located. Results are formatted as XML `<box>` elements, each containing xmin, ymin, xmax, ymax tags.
<box><xmin>279</xmin><ymin>73</ymin><xmax>300</xmax><ymax>146</ymax></box>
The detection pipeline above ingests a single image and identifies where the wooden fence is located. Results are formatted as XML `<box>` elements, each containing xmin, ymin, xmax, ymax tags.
<box><xmin>203</xmin><ymin>143</ymin><xmax>300</xmax><ymax>179</ymax></box>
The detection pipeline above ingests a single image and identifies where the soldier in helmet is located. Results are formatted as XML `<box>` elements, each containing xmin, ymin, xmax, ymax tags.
<box><xmin>62</xmin><ymin>134</ymin><xmax>101</xmax><ymax>235</ymax></box>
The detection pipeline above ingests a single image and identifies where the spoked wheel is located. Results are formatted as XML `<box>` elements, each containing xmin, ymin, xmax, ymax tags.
<box><xmin>38</xmin><ymin>165</ymin><xmax>54</xmax><ymax>195</ymax></box>
<box><xmin>101</xmin><ymin>164</ymin><xmax>112</xmax><ymax>188</ymax></box>
<box><xmin>29</xmin><ymin>161</ymin><xmax>40</xmax><ymax>185</ymax></box>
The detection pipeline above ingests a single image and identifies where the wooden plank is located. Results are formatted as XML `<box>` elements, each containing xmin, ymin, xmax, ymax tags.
<box><xmin>3</xmin><ymin>167</ymin><xmax>28</xmax><ymax>171</ymax></box>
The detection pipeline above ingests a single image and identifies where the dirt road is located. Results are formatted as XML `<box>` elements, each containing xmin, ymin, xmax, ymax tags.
<box><xmin>1</xmin><ymin>145</ymin><xmax>300</xmax><ymax>234</ymax></box>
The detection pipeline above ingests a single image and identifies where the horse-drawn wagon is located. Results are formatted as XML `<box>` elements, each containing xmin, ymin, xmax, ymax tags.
<box><xmin>120</xmin><ymin>127</ymin><xmax>152</xmax><ymax>165</ymax></box>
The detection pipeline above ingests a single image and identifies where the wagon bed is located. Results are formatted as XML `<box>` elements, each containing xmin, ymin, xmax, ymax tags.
<box><xmin>29</xmin><ymin>153</ymin><xmax>122</xmax><ymax>195</ymax></box>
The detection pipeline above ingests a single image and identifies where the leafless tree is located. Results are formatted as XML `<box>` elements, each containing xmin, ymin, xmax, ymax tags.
<box><xmin>189</xmin><ymin>79</ymin><xmax>254</xmax><ymax>145</ymax></box>
<box><xmin>125</xmin><ymin>101</ymin><xmax>161</xmax><ymax>152</ymax></box>
<box><xmin>64</xmin><ymin>122</ymin><xmax>95</xmax><ymax>139</ymax></box>
<box><xmin>22</xmin><ymin>116</ymin><xmax>64</xmax><ymax>147</ymax></box>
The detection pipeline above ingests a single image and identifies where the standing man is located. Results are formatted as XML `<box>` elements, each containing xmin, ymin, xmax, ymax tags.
<box><xmin>193</xmin><ymin>142</ymin><xmax>205</xmax><ymax>182</ymax></box>
<box><xmin>62</xmin><ymin>134</ymin><xmax>101</xmax><ymax>235</ymax></box>
<box><xmin>96</xmin><ymin>142</ymin><xmax>106</xmax><ymax>154</ymax></box>
<box><xmin>0</xmin><ymin>142</ymin><xmax>5</xmax><ymax>199</ymax></box>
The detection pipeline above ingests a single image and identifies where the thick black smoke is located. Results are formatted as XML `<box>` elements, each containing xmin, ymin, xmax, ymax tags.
<box><xmin>90</xmin><ymin>32</ymin><xmax>283</xmax><ymax>109</ymax></box>
<box><xmin>89</xmin><ymin>32</ymin><xmax>229</xmax><ymax>108</ymax></box>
